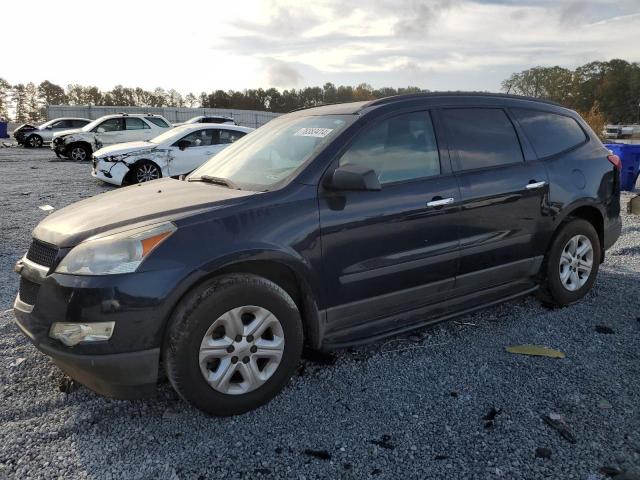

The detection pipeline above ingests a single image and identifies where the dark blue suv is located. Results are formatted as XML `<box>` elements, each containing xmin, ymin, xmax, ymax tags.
<box><xmin>14</xmin><ymin>93</ymin><xmax>622</xmax><ymax>415</ymax></box>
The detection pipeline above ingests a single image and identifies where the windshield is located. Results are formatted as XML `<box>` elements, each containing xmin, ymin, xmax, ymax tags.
<box><xmin>149</xmin><ymin>126</ymin><xmax>190</xmax><ymax>144</ymax></box>
<box><xmin>38</xmin><ymin>119</ymin><xmax>57</xmax><ymax>129</ymax></box>
<box><xmin>190</xmin><ymin>114</ymin><xmax>353</xmax><ymax>190</ymax></box>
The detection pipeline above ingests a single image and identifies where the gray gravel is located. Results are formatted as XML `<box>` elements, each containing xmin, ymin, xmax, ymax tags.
<box><xmin>1</xmin><ymin>147</ymin><xmax>640</xmax><ymax>480</ymax></box>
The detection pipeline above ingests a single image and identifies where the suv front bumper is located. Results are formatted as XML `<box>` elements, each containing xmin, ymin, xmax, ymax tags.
<box><xmin>11</xmin><ymin>255</ymin><xmax>183</xmax><ymax>399</ymax></box>
<box><xmin>14</xmin><ymin>307</ymin><xmax>158</xmax><ymax>399</ymax></box>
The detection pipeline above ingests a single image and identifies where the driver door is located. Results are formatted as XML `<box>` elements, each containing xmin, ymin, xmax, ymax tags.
<box><xmin>318</xmin><ymin>110</ymin><xmax>461</xmax><ymax>333</ymax></box>
<box><xmin>94</xmin><ymin>118</ymin><xmax>126</xmax><ymax>146</ymax></box>
<box><xmin>168</xmin><ymin>129</ymin><xmax>218</xmax><ymax>176</ymax></box>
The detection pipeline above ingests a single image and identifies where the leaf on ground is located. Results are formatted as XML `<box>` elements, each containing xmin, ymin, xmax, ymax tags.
<box><xmin>505</xmin><ymin>344</ymin><xmax>565</xmax><ymax>358</ymax></box>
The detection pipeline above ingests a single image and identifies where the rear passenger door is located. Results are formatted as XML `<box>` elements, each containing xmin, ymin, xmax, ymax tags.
<box><xmin>439</xmin><ymin>107</ymin><xmax>552</xmax><ymax>293</ymax></box>
<box><xmin>123</xmin><ymin>117</ymin><xmax>153</xmax><ymax>141</ymax></box>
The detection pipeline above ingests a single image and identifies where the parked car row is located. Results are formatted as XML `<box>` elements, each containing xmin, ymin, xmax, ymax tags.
<box><xmin>14</xmin><ymin>118</ymin><xmax>91</xmax><ymax>147</ymax></box>
<box><xmin>92</xmin><ymin>123</ymin><xmax>252</xmax><ymax>185</ymax></box>
<box><xmin>13</xmin><ymin>93</ymin><xmax>622</xmax><ymax>415</ymax></box>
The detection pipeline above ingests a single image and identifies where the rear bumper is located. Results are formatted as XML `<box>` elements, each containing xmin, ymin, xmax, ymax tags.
<box><xmin>604</xmin><ymin>216</ymin><xmax>622</xmax><ymax>251</ymax></box>
<box><xmin>14</xmin><ymin>304</ymin><xmax>159</xmax><ymax>399</ymax></box>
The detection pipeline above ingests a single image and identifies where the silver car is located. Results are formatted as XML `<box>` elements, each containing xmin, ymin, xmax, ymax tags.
<box><xmin>17</xmin><ymin>118</ymin><xmax>91</xmax><ymax>148</ymax></box>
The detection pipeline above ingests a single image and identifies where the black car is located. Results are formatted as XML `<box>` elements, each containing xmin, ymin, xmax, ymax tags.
<box><xmin>14</xmin><ymin>93</ymin><xmax>622</xmax><ymax>415</ymax></box>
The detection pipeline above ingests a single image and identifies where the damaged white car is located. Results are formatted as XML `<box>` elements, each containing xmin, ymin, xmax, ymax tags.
<box><xmin>91</xmin><ymin>123</ymin><xmax>253</xmax><ymax>185</ymax></box>
<box><xmin>51</xmin><ymin>113</ymin><xmax>172</xmax><ymax>161</ymax></box>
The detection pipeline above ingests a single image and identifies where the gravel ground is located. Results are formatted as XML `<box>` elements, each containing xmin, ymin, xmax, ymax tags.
<box><xmin>1</xmin><ymin>146</ymin><xmax>639</xmax><ymax>480</ymax></box>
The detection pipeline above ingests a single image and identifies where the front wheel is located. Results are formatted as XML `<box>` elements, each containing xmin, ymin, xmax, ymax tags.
<box><xmin>26</xmin><ymin>135</ymin><xmax>43</xmax><ymax>148</ymax></box>
<box><xmin>69</xmin><ymin>144</ymin><xmax>91</xmax><ymax>161</ymax></box>
<box><xmin>163</xmin><ymin>274</ymin><xmax>303</xmax><ymax>416</ymax></box>
<box><xmin>133</xmin><ymin>161</ymin><xmax>162</xmax><ymax>183</ymax></box>
<box><xmin>538</xmin><ymin>219</ymin><xmax>601</xmax><ymax>307</ymax></box>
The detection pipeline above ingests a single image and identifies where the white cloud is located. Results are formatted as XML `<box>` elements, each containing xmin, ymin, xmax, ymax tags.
<box><xmin>1</xmin><ymin>0</ymin><xmax>639</xmax><ymax>93</ymax></box>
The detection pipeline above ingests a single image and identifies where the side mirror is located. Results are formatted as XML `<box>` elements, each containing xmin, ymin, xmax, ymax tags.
<box><xmin>325</xmin><ymin>164</ymin><xmax>381</xmax><ymax>191</ymax></box>
<box><xmin>97</xmin><ymin>127</ymin><xmax>106</xmax><ymax>133</ymax></box>
<box><xmin>177</xmin><ymin>140</ymin><xmax>191</xmax><ymax>151</ymax></box>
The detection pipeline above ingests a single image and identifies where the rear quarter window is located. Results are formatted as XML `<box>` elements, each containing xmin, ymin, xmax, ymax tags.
<box><xmin>146</xmin><ymin>117</ymin><xmax>170</xmax><ymax>128</ymax></box>
<box><xmin>511</xmin><ymin>108</ymin><xmax>587</xmax><ymax>158</ymax></box>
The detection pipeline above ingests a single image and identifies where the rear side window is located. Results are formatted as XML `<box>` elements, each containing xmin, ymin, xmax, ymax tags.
<box><xmin>146</xmin><ymin>117</ymin><xmax>170</xmax><ymax>128</ymax></box>
<box><xmin>339</xmin><ymin>111</ymin><xmax>440</xmax><ymax>184</ymax></box>
<box><xmin>218</xmin><ymin>129</ymin><xmax>246</xmax><ymax>144</ymax></box>
<box><xmin>125</xmin><ymin>118</ymin><xmax>150</xmax><ymax>130</ymax></box>
<box><xmin>511</xmin><ymin>108</ymin><xmax>587</xmax><ymax>158</ymax></box>
<box><xmin>73</xmin><ymin>120</ymin><xmax>90</xmax><ymax>128</ymax></box>
<box><xmin>442</xmin><ymin>108</ymin><xmax>523</xmax><ymax>171</ymax></box>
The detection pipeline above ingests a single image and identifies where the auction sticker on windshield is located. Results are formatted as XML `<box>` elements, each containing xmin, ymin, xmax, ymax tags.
<box><xmin>294</xmin><ymin>127</ymin><xmax>333</xmax><ymax>138</ymax></box>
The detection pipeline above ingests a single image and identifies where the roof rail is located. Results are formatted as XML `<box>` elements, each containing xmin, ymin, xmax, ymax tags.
<box><xmin>364</xmin><ymin>91</ymin><xmax>565</xmax><ymax>108</ymax></box>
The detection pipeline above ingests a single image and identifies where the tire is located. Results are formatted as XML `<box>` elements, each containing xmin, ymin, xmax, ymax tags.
<box><xmin>26</xmin><ymin>135</ymin><xmax>43</xmax><ymax>148</ymax></box>
<box><xmin>537</xmin><ymin>218</ymin><xmax>601</xmax><ymax>307</ymax></box>
<box><xmin>163</xmin><ymin>274</ymin><xmax>303</xmax><ymax>416</ymax></box>
<box><xmin>132</xmin><ymin>160</ymin><xmax>162</xmax><ymax>183</ymax></box>
<box><xmin>68</xmin><ymin>144</ymin><xmax>91</xmax><ymax>161</ymax></box>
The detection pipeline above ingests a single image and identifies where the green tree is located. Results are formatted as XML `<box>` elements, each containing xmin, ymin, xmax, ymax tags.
<box><xmin>12</xmin><ymin>84</ymin><xmax>28</xmax><ymax>123</ymax></box>
<box><xmin>0</xmin><ymin>78</ymin><xmax>11</xmax><ymax>119</ymax></box>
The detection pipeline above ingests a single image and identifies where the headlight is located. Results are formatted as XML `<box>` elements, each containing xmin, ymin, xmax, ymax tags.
<box><xmin>106</xmin><ymin>154</ymin><xmax>124</xmax><ymax>162</ymax></box>
<box><xmin>55</xmin><ymin>222</ymin><xmax>176</xmax><ymax>275</ymax></box>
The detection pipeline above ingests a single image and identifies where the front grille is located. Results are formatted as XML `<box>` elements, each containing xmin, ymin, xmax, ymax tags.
<box><xmin>26</xmin><ymin>239</ymin><xmax>58</xmax><ymax>268</ymax></box>
<box><xmin>19</xmin><ymin>278</ymin><xmax>40</xmax><ymax>305</ymax></box>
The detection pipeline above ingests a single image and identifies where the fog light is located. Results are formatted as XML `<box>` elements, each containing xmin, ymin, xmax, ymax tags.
<box><xmin>49</xmin><ymin>322</ymin><xmax>115</xmax><ymax>346</ymax></box>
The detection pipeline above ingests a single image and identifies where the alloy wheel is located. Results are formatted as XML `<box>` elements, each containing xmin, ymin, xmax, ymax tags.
<box><xmin>558</xmin><ymin>234</ymin><xmax>593</xmax><ymax>291</ymax></box>
<box><xmin>199</xmin><ymin>306</ymin><xmax>285</xmax><ymax>395</ymax></box>
<box><xmin>136</xmin><ymin>164</ymin><xmax>160</xmax><ymax>182</ymax></box>
<box><xmin>70</xmin><ymin>147</ymin><xmax>87</xmax><ymax>161</ymax></box>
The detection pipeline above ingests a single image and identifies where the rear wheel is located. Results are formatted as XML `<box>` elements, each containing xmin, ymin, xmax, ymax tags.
<box><xmin>163</xmin><ymin>274</ymin><xmax>303</xmax><ymax>416</ymax></box>
<box><xmin>69</xmin><ymin>144</ymin><xmax>91</xmax><ymax>161</ymax></box>
<box><xmin>538</xmin><ymin>219</ymin><xmax>601</xmax><ymax>307</ymax></box>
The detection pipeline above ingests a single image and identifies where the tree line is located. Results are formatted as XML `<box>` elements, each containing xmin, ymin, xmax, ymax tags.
<box><xmin>1</xmin><ymin>59</ymin><xmax>638</xmax><ymax>130</ymax></box>
<box><xmin>0</xmin><ymin>80</ymin><xmax>423</xmax><ymax>124</ymax></box>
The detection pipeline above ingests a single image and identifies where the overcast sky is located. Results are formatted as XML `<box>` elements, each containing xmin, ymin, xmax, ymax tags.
<box><xmin>3</xmin><ymin>0</ymin><xmax>639</xmax><ymax>93</ymax></box>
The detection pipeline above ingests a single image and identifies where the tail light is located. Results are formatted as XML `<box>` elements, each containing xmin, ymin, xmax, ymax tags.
<box><xmin>607</xmin><ymin>154</ymin><xmax>621</xmax><ymax>171</ymax></box>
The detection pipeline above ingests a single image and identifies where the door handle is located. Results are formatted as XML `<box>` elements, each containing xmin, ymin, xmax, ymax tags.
<box><xmin>525</xmin><ymin>181</ymin><xmax>547</xmax><ymax>190</ymax></box>
<box><xmin>426</xmin><ymin>197</ymin><xmax>454</xmax><ymax>207</ymax></box>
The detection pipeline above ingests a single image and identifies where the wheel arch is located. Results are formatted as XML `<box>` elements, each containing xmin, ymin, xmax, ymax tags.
<box><xmin>551</xmin><ymin>201</ymin><xmax>605</xmax><ymax>260</ymax></box>
<box><xmin>160</xmin><ymin>255</ymin><xmax>324</xmax><ymax>352</ymax></box>
<box><xmin>122</xmin><ymin>158</ymin><xmax>163</xmax><ymax>185</ymax></box>
<box><xmin>67</xmin><ymin>140</ymin><xmax>93</xmax><ymax>156</ymax></box>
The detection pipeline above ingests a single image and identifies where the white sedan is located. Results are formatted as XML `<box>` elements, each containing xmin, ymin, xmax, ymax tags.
<box><xmin>91</xmin><ymin>124</ymin><xmax>253</xmax><ymax>186</ymax></box>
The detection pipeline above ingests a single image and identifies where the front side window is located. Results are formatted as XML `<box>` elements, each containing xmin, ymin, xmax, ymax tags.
<box><xmin>218</xmin><ymin>130</ymin><xmax>245</xmax><ymax>144</ymax></box>
<box><xmin>191</xmin><ymin>114</ymin><xmax>353</xmax><ymax>190</ymax></box>
<box><xmin>441</xmin><ymin>108</ymin><xmax>524</xmax><ymax>171</ymax></box>
<box><xmin>95</xmin><ymin>118</ymin><xmax>123</xmax><ymax>132</ymax></box>
<box><xmin>175</xmin><ymin>129</ymin><xmax>216</xmax><ymax>148</ymax></box>
<box><xmin>511</xmin><ymin>108</ymin><xmax>587</xmax><ymax>158</ymax></box>
<box><xmin>339</xmin><ymin>111</ymin><xmax>440</xmax><ymax>184</ymax></box>
<box><xmin>146</xmin><ymin>117</ymin><xmax>170</xmax><ymax>128</ymax></box>
<box><xmin>72</xmin><ymin>120</ymin><xmax>90</xmax><ymax>128</ymax></box>
<box><xmin>125</xmin><ymin>118</ymin><xmax>150</xmax><ymax>130</ymax></box>
<box><xmin>51</xmin><ymin>120</ymin><xmax>69</xmax><ymax>129</ymax></box>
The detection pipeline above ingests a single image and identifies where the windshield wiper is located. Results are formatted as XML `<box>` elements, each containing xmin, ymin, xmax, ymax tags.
<box><xmin>189</xmin><ymin>175</ymin><xmax>240</xmax><ymax>189</ymax></box>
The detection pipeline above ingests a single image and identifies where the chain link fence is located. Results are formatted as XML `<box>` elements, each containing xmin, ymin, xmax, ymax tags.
<box><xmin>46</xmin><ymin>106</ymin><xmax>281</xmax><ymax>129</ymax></box>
